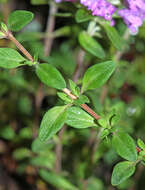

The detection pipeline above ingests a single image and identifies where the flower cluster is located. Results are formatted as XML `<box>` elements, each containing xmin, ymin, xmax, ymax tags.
<box><xmin>55</xmin><ymin>0</ymin><xmax>145</xmax><ymax>34</ymax></box>
<box><xmin>80</xmin><ymin>0</ymin><xmax>116</xmax><ymax>25</ymax></box>
<box><xmin>118</xmin><ymin>0</ymin><xmax>145</xmax><ymax>34</ymax></box>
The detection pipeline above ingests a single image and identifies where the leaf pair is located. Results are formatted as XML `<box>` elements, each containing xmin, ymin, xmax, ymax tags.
<box><xmin>36</xmin><ymin>61</ymin><xmax>115</xmax><ymax>93</ymax></box>
<box><xmin>39</xmin><ymin>106</ymin><xmax>97</xmax><ymax>142</ymax></box>
<box><xmin>111</xmin><ymin>131</ymin><xmax>137</xmax><ymax>186</ymax></box>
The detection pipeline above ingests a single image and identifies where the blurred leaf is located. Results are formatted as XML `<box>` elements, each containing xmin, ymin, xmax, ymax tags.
<box><xmin>13</xmin><ymin>148</ymin><xmax>31</xmax><ymax>160</ymax></box>
<box><xmin>36</xmin><ymin>63</ymin><xmax>66</xmax><ymax>90</ymax></box>
<box><xmin>0</xmin><ymin>48</ymin><xmax>26</xmax><ymax>68</ymax></box>
<box><xmin>103</xmin><ymin>24</ymin><xmax>125</xmax><ymax>50</ymax></box>
<box><xmin>112</xmin><ymin>131</ymin><xmax>137</xmax><ymax>161</ymax></box>
<box><xmin>66</xmin><ymin>106</ymin><xmax>96</xmax><ymax>128</ymax></box>
<box><xmin>31</xmin><ymin>138</ymin><xmax>53</xmax><ymax>153</ymax></box>
<box><xmin>87</xmin><ymin>177</ymin><xmax>104</xmax><ymax>190</ymax></box>
<box><xmin>39</xmin><ymin>106</ymin><xmax>67</xmax><ymax>141</ymax></box>
<box><xmin>31</xmin><ymin>0</ymin><xmax>48</xmax><ymax>5</ymax></box>
<box><xmin>39</xmin><ymin>169</ymin><xmax>78</xmax><ymax>190</ymax></box>
<box><xmin>79</xmin><ymin>31</ymin><xmax>105</xmax><ymax>59</ymax></box>
<box><xmin>0</xmin><ymin>126</ymin><xmax>15</xmax><ymax>140</ymax></box>
<box><xmin>137</xmin><ymin>139</ymin><xmax>145</xmax><ymax>150</ymax></box>
<box><xmin>111</xmin><ymin>161</ymin><xmax>136</xmax><ymax>186</ymax></box>
<box><xmin>8</xmin><ymin>10</ymin><xmax>34</xmax><ymax>32</ymax></box>
<box><xmin>82</xmin><ymin>61</ymin><xmax>115</xmax><ymax>92</ymax></box>
<box><xmin>75</xmin><ymin>9</ymin><xmax>93</xmax><ymax>23</ymax></box>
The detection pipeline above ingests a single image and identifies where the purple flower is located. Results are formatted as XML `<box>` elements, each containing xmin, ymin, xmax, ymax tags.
<box><xmin>80</xmin><ymin>0</ymin><xmax>116</xmax><ymax>24</ymax></box>
<box><xmin>118</xmin><ymin>0</ymin><xmax>145</xmax><ymax>34</ymax></box>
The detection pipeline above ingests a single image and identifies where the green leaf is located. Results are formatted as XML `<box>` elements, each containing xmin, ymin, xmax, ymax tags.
<box><xmin>74</xmin><ymin>95</ymin><xmax>90</xmax><ymax>106</ymax></box>
<box><xmin>82</xmin><ymin>61</ymin><xmax>115</xmax><ymax>92</ymax></box>
<box><xmin>103</xmin><ymin>24</ymin><xmax>125</xmax><ymax>50</ymax></box>
<box><xmin>112</xmin><ymin>131</ymin><xmax>137</xmax><ymax>161</ymax></box>
<box><xmin>0</xmin><ymin>48</ymin><xmax>26</xmax><ymax>68</ymax></box>
<box><xmin>111</xmin><ymin>161</ymin><xmax>136</xmax><ymax>186</ymax></box>
<box><xmin>8</xmin><ymin>10</ymin><xmax>34</xmax><ymax>32</ymax></box>
<box><xmin>36</xmin><ymin>63</ymin><xmax>66</xmax><ymax>90</ymax></box>
<box><xmin>13</xmin><ymin>148</ymin><xmax>31</xmax><ymax>160</ymax></box>
<box><xmin>137</xmin><ymin>138</ymin><xmax>145</xmax><ymax>150</ymax></box>
<box><xmin>69</xmin><ymin>79</ymin><xmax>80</xmax><ymax>97</ymax></box>
<box><xmin>1</xmin><ymin>22</ymin><xmax>8</xmax><ymax>33</ymax></box>
<box><xmin>39</xmin><ymin>169</ymin><xmax>78</xmax><ymax>190</ymax></box>
<box><xmin>79</xmin><ymin>31</ymin><xmax>105</xmax><ymax>59</ymax></box>
<box><xmin>75</xmin><ymin>9</ymin><xmax>93</xmax><ymax>23</ymax></box>
<box><xmin>57</xmin><ymin>92</ymin><xmax>73</xmax><ymax>104</ymax></box>
<box><xmin>66</xmin><ymin>106</ymin><xmax>96</xmax><ymax>128</ymax></box>
<box><xmin>0</xmin><ymin>126</ymin><xmax>15</xmax><ymax>140</ymax></box>
<box><xmin>39</xmin><ymin>106</ymin><xmax>67</xmax><ymax>141</ymax></box>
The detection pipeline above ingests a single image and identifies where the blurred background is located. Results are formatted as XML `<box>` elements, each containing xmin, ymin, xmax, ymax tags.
<box><xmin>0</xmin><ymin>0</ymin><xmax>145</xmax><ymax>189</ymax></box>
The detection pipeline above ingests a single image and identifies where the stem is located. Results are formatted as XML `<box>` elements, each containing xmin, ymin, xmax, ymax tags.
<box><xmin>63</xmin><ymin>88</ymin><xmax>100</xmax><ymax>120</ymax></box>
<box><xmin>55</xmin><ymin>125</ymin><xmax>66</xmax><ymax>173</ymax></box>
<box><xmin>6</xmin><ymin>31</ymin><xmax>34</xmax><ymax>62</ymax></box>
<box><xmin>73</xmin><ymin>49</ymin><xmax>85</xmax><ymax>83</ymax></box>
<box><xmin>44</xmin><ymin>3</ymin><xmax>57</xmax><ymax>56</ymax></box>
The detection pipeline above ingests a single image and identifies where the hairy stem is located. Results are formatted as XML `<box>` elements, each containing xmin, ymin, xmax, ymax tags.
<box><xmin>63</xmin><ymin>88</ymin><xmax>100</xmax><ymax>120</ymax></box>
<box><xmin>6</xmin><ymin>31</ymin><xmax>34</xmax><ymax>62</ymax></box>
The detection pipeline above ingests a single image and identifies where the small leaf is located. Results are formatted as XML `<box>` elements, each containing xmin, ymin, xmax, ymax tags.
<box><xmin>100</xmin><ymin>129</ymin><xmax>110</xmax><ymax>139</ymax></box>
<box><xmin>79</xmin><ymin>31</ymin><xmax>105</xmax><ymax>59</ymax></box>
<box><xmin>69</xmin><ymin>79</ymin><xmax>80</xmax><ymax>97</ymax></box>
<box><xmin>66</xmin><ymin>106</ymin><xmax>96</xmax><ymax>128</ymax></box>
<box><xmin>75</xmin><ymin>9</ymin><xmax>93</xmax><ymax>23</ymax></box>
<box><xmin>82</xmin><ymin>61</ymin><xmax>115</xmax><ymax>92</ymax></box>
<box><xmin>39</xmin><ymin>106</ymin><xmax>67</xmax><ymax>141</ymax></box>
<box><xmin>74</xmin><ymin>95</ymin><xmax>90</xmax><ymax>106</ymax></box>
<box><xmin>137</xmin><ymin>138</ymin><xmax>145</xmax><ymax>150</ymax></box>
<box><xmin>13</xmin><ymin>148</ymin><xmax>31</xmax><ymax>160</ymax></box>
<box><xmin>111</xmin><ymin>161</ymin><xmax>136</xmax><ymax>186</ymax></box>
<box><xmin>112</xmin><ymin>131</ymin><xmax>137</xmax><ymax>161</ymax></box>
<box><xmin>8</xmin><ymin>10</ymin><xmax>34</xmax><ymax>32</ymax></box>
<box><xmin>0</xmin><ymin>48</ymin><xmax>26</xmax><ymax>68</ymax></box>
<box><xmin>1</xmin><ymin>22</ymin><xmax>8</xmax><ymax>32</ymax></box>
<box><xmin>57</xmin><ymin>92</ymin><xmax>73</xmax><ymax>104</ymax></box>
<box><xmin>39</xmin><ymin>169</ymin><xmax>78</xmax><ymax>190</ymax></box>
<box><xmin>36</xmin><ymin>63</ymin><xmax>66</xmax><ymax>90</ymax></box>
<box><xmin>103</xmin><ymin>24</ymin><xmax>125</xmax><ymax>50</ymax></box>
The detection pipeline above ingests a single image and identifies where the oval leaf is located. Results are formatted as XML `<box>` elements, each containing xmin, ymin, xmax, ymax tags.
<box><xmin>112</xmin><ymin>131</ymin><xmax>137</xmax><ymax>161</ymax></box>
<box><xmin>66</xmin><ymin>106</ymin><xmax>96</xmax><ymax>128</ymax></box>
<box><xmin>82</xmin><ymin>61</ymin><xmax>115</xmax><ymax>92</ymax></box>
<box><xmin>111</xmin><ymin>161</ymin><xmax>136</xmax><ymax>186</ymax></box>
<box><xmin>0</xmin><ymin>48</ymin><xmax>26</xmax><ymax>68</ymax></box>
<box><xmin>39</xmin><ymin>106</ymin><xmax>67</xmax><ymax>141</ymax></box>
<box><xmin>79</xmin><ymin>31</ymin><xmax>105</xmax><ymax>59</ymax></box>
<box><xmin>8</xmin><ymin>10</ymin><xmax>34</xmax><ymax>32</ymax></box>
<box><xmin>36</xmin><ymin>63</ymin><xmax>66</xmax><ymax>90</ymax></box>
<box><xmin>103</xmin><ymin>24</ymin><xmax>125</xmax><ymax>50</ymax></box>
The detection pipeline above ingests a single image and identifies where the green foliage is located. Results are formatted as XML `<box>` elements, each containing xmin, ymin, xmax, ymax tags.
<box><xmin>8</xmin><ymin>10</ymin><xmax>34</xmax><ymax>32</ymax></box>
<box><xmin>82</xmin><ymin>61</ymin><xmax>115</xmax><ymax>92</ymax></box>
<box><xmin>75</xmin><ymin>9</ymin><xmax>93</xmax><ymax>23</ymax></box>
<box><xmin>36</xmin><ymin>63</ymin><xmax>66</xmax><ymax>90</ymax></box>
<box><xmin>0</xmin><ymin>48</ymin><xmax>26</xmax><ymax>68</ymax></box>
<box><xmin>31</xmin><ymin>0</ymin><xmax>48</xmax><ymax>5</ymax></box>
<box><xmin>79</xmin><ymin>31</ymin><xmax>105</xmax><ymax>59</ymax></box>
<box><xmin>39</xmin><ymin>169</ymin><xmax>78</xmax><ymax>190</ymax></box>
<box><xmin>137</xmin><ymin>139</ymin><xmax>145</xmax><ymax>150</ymax></box>
<box><xmin>112</xmin><ymin>131</ymin><xmax>137</xmax><ymax>161</ymax></box>
<box><xmin>39</xmin><ymin>106</ymin><xmax>67</xmax><ymax>141</ymax></box>
<box><xmin>66</xmin><ymin>106</ymin><xmax>96</xmax><ymax>128</ymax></box>
<box><xmin>69</xmin><ymin>79</ymin><xmax>81</xmax><ymax>97</ymax></box>
<box><xmin>111</xmin><ymin>161</ymin><xmax>136</xmax><ymax>186</ymax></box>
<box><xmin>103</xmin><ymin>24</ymin><xmax>126</xmax><ymax>50</ymax></box>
